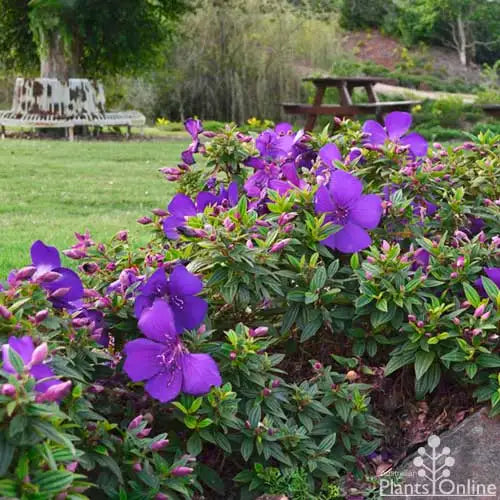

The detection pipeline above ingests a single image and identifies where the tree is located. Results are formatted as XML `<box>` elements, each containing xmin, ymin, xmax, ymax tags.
<box><xmin>0</xmin><ymin>0</ymin><xmax>190</xmax><ymax>80</ymax></box>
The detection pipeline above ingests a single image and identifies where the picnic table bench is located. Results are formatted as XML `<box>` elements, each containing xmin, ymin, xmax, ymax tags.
<box><xmin>283</xmin><ymin>76</ymin><xmax>422</xmax><ymax>131</ymax></box>
<box><xmin>481</xmin><ymin>104</ymin><xmax>500</xmax><ymax>119</ymax></box>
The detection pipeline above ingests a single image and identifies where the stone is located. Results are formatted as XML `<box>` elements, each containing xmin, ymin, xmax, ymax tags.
<box><xmin>381</xmin><ymin>409</ymin><xmax>500</xmax><ymax>499</ymax></box>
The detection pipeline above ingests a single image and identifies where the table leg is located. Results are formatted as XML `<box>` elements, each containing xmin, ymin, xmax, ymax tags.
<box><xmin>305</xmin><ymin>85</ymin><xmax>325</xmax><ymax>131</ymax></box>
<box><xmin>338</xmin><ymin>83</ymin><xmax>353</xmax><ymax>106</ymax></box>
<box><xmin>365</xmin><ymin>84</ymin><xmax>378</xmax><ymax>103</ymax></box>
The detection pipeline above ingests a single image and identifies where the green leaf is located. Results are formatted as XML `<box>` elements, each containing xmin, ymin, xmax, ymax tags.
<box><xmin>214</xmin><ymin>432</ymin><xmax>232</xmax><ymax>454</ymax></box>
<box><xmin>335</xmin><ymin>400</ymin><xmax>350</xmax><ymax>422</ymax></box>
<box><xmin>385</xmin><ymin>349</ymin><xmax>416</xmax><ymax>376</ymax></box>
<box><xmin>479</xmin><ymin>276</ymin><xmax>499</xmax><ymax>303</ymax></box>
<box><xmin>241</xmin><ymin>438</ymin><xmax>254</xmax><ymax>462</ymax></box>
<box><xmin>415</xmin><ymin>351</ymin><xmax>435</xmax><ymax>380</ymax></box>
<box><xmin>300</xmin><ymin>316</ymin><xmax>322</xmax><ymax>342</ymax></box>
<box><xmin>310</xmin><ymin>267</ymin><xmax>327</xmax><ymax>291</ymax></box>
<box><xmin>350</xmin><ymin>253</ymin><xmax>360</xmax><ymax>269</ymax></box>
<box><xmin>463</xmin><ymin>282</ymin><xmax>480</xmax><ymax>308</ymax></box>
<box><xmin>476</xmin><ymin>353</ymin><xmax>500</xmax><ymax>368</ymax></box>
<box><xmin>198</xmin><ymin>464</ymin><xmax>225</xmax><ymax>494</ymax></box>
<box><xmin>248</xmin><ymin>405</ymin><xmax>261</xmax><ymax>427</ymax></box>
<box><xmin>441</xmin><ymin>350</ymin><xmax>467</xmax><ymax>363</ymax></box>
<box><xmin>0</xmin><ymin>479</ymin><xmax>17</xmax><ymax>498</ymax></box>
<box><xmin>8</xmin><ymin>347</ymin><xmax>25</xmax><ymax>375</ymax></box>
<box><xmin>318</xmin><ymin>433</ymin><xmax>336</xmax><ymax>452</ymax></box>
<box><xmin>415</xmin><ymin>363</ymin><xmax>441</xmax><ymax>399</ymax></box>
<box><xmin>187</xmin><ymin>433</ymin><xmax>202</xmax><ymax>456</ymax></box>
<box><xmin>280</xmin><ymin>304</ymin><xmax>300</xmax><ymax>334</ymax></box>
<box><xmin>34</xmin><ymin>470</ymin><xmax>74</xmax><ymax>495</ymax></box>
<box><xmin>0</xmin><ymin>434</ymin><xmax>14</xmax><ymax>476</ymax></box>
<box><xmin>32</xmin><ymin>420</ymin><xmax>75</xmax><ymax>456</ymax></box>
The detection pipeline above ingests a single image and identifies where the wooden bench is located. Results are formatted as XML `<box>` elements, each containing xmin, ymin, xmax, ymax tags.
<box><xmin>283</xmin><ymin>76</ymin><xmax>422</xmax><ymax>130</ymax></box>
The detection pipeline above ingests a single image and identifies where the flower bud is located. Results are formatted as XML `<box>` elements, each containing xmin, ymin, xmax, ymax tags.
<box><xmin>270</xmin><ymin>239</ymin><xmax>291</xmax><ymax>253</ymax></box>
<box><xmin>1</xmin><ymin>384</ymin><xmax>16</xmax><ymax>397</ymax></box>
<box><xmin>250</xmin><ymin>326</ymin><xmax>268</xmax><ymax>337</ymax></box>
<box><xmin>128</xmin><ymin>415</ymin><xmax>144</xmax><ymax>430</ymax></box>
<box><xmin>472</xmin><ymin>328</ymin><xmax>482</xmax><ymax>336</ymax></box>
<box><xmin>133</xmin><ymin>463</ymin><xmax>142</xmax><ymax>472</ymax></box>
<box><xmin>345</xmin><ymin>370</ymin><xmax>358</xmax><ymax>382</ymax></box>
<box><xmin>313</xmin><ymin>362</ymin><xmax>322</xmax><ymax>371</ymax></box>
<box><xmin>81</xmin><ymin>262</ymin><xmax>99</xmax><ymax>274</ymax></box>
<box><xmin>171</xmin><ymin>466</ymin><xmax>194</xmax><ymax>477</ymax></box>
<box><xmin>151</xmin><ymin>439</ymin><xmax>170</xmax><ymax>451</ymax></box>
<box><xmin>408</xmin><ymin>314</ymin><xmax>416</xmax><ymax>323</ymax></box>
<box><xmin>455</xmin><ymin>256</ymin><xmax>465</xmax><ymax>268</ymax></box>
<box><xmin>450</xmin><ymin>272</ymin><xmax>458</xmax><ymax>279</ymax></box>
<box><xmin>452</xmin><ymin>317</ymin><xmax>460</xmax><ymax>325</ymax></box>
<box><xmin>282</xmin><ymin>223</ymin><xmax>294</xmax><ymax>234</ymax></box>
<box><xmin>137</xmin><ymin>216</ymin><xmax>153</xmax><ymax>225</ymax></box>
<box><xmin>15</xmin><ymin>266</ymin><xmax>36</xmax><ymax>280</ymax></box>
<box><xmin>0</xmin><ymin>305</ymin><xmax>12</xmax><ymax>320</ymax></box>
<box><xmin>381</xmin><ymin>240</ymin><xmax>391</xmax><ymax>253</ymax></box>
<box><xmin>30</xmin><ymin>343</ymin><xmax>48</xmax><ymax>366</ymax></box>
<box><xmin>63</xmin><ymin>249</ymin><xmax>87</xmax><ymax>260</ymax></box>
<box><xmin>246</xmin><ymin>239</ymin><xmax>254</xmax><ymax>249</ymax></box>
<box><xmin>262</xmin><ymin>388</ymin><xmax>272</xmax><ymax>397</ymax></box>
<box><xmin>272</xmin><ymin>379</ymin><xmax>281</xmax><ymax>388</ymax></box>
<box><xmin>117</xmin><ymin>230</ymin><xmax>128</xmax><ymax>242</ymax></box>
<box><xmin>155</xmin><ymin>494</ymin><xmax>169</xmax><ymax>500</ymax></box>
<box><xmin>473</xmin><ymin>304</ymin><xmax>486</xmax><ymax>318</ymax></box>
<box><xmin>223</xmin><ymin>217</ymin><xmax>236</xmax><ymax>232</ymax></box>
<box><xmin>137</xmin><ymin>427</ymin><xmax>151</xmax><ymax>438</ymax></box>
<box><xmin>480</xmin><ymin>311</ymin><xmax>491</xmax><ymax>321</ymax></box>
<box><xmin>49</xmin><ymin>287</ymin><xmax>71</xmax><ymax>298</ymax></box>
<box><xmin>37</xmin><ymin>271</ymin><xmax>63</xmax><ymax>283</ymax></box>
<box><xmin>417</xmin><ymin>320</ymin><xmax>425</xmax><ymax>328</ymax></box>
<box><xmin>278</xmin><ymin>212</ymin><xmax>298</xmax><ymax>226</ymax></box>
<box><xmin>152</xmin><ymin>208</ymin><xmax>168</xmax><ymax>217</ymax></box>
<box><xmin>229</xmin><ymin>351</ymin><xmax>237</xmax><ymax>360</ymax></box>
<box><xmin>40</xmin><ymin>381</ymin><xmax>72</xmax><ymax>402</ymax></box>
<box><xmin>66</xmin><ymin>462</ymin><xmax>78</xmax><ymax>473</ymax></box>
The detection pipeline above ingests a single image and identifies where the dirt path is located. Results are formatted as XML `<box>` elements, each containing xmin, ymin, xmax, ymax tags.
<box><xmin>373</xmin><ymin>83</ymin><xmax>476</xmax><ymax>104</ymax></box>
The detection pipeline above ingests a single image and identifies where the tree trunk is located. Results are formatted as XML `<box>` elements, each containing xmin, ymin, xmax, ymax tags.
<box><xmin>456</xmin><ymin>14</ymin><xmax>467</xmax><ymax>66</ymax></box>
<box><xmin>40</xmin><ymin>29</ymin><xmax>81</xmax><ymax>80</ymax></box>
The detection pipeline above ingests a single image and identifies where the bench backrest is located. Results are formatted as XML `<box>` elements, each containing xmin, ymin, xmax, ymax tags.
<box><xmin>12</xmin><ymin>78</ymin><xmax>106</xmax><ymax>118</ymax></box>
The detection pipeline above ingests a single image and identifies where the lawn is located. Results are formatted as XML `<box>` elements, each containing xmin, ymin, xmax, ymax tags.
<box><xmin>0</xmin><ymin>138</ymin><xmax>186</xmax><ymax>276</ymax></box>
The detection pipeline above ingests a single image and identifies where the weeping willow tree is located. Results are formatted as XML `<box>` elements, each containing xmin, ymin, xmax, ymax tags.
<box><xmin>0</xmin><ymin>0</ymin><xmax>189</xmax><ymax>80</ymax></box>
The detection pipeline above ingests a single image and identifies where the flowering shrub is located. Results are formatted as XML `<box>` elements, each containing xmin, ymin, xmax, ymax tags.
<box><xmin>1</xmin><ymin>113</ymin><xmax>499</xmax><ymax>498</ymax></box>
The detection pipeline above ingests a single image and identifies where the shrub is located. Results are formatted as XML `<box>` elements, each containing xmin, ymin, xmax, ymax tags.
<box><xmin>430</xmin><ymin>96</ymin><xmax>466</xmax><ymax>128</ymax></box>
<box><xmin>1</xmin><ymin>115</ymin><xmax>499</xmax><ymax>498</ymax></box>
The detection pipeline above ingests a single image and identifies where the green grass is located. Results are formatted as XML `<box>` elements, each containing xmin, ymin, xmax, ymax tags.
<box><xmin>0</xmin><ymin>138</ymin><xmax>186</xmax><ymax>276</ymax></box>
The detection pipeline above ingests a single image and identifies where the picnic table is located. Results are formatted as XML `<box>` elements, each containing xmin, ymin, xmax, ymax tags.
<box><xmin>283</xmin><ymin>76</ymin><xmax>421</xmax><ymax>131</ymax></box>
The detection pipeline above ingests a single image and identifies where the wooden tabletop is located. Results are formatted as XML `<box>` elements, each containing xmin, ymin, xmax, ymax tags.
<box><xmin>304</xmin><ymin>76</ymin><xmax>398</xmax><ymax>85</ymax></box>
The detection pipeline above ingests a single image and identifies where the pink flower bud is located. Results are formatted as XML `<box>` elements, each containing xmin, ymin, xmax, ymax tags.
<box><xmin>270</xmin><ymin>239</ymin><xmax>291</xmax><ymax>253</ymax></box>
<box><xmin>1</xmin><ymin>384</ymin><xmax>16</xmax><ymax>397</ymax></box>
<box><xmin>137</xmin><ymin>217</ymin><xmax>153</xmax><ymax>225</ymax></box>
<box><xmin>455</xmin><ymin>256</ymin><xmax>465</xmax><ymax>268</ymax></box>
<box><xmin>473</xmin><ymin>304</ymin><xmax>486</xmax><ymax>318</ymax></box>
<box><xmin>250</xmin><ymin>326</ymin><xmax>268</xmax><ymax>337</ymax></box>
<box><xmin>197</xmin><ymin>324</ymin><xmax>206</xmax><ymax>334</ymax></box>
<box><xmin>151</xmin><ymin>439</ymin><xmax>170</xmax><ymax>451</ymax></box>
<box><xmin>246</xmin><ymin>239</ymin><xmax>254</xmax><ymax>249</ymax></box>
<box><xmin>152</xmin><ymin>208</ymin><xmax>168</xmax><ymax>216</ymax></box>
<box><xmin>63</xmin><ymin>249</ymin><xmax>87</xmax><ymax>260</ymax></box>
<box><xmin>66</xmin><ymin>462</ymin><xmax>78</xmax><ymax>473</ymax></box>
<box><xmin>156</xmin><ymin>494</ymin><xmax>169</xmax><ymax>500</ymax></box>
<box><xmin>37</xmin><ymin>271</ymin><xmax>63</xmax><ymax>283</ymax></box>
<box><xmin>272</xmin><ymin>379</ymin><xmax>281</xmax><ymax>388</ymax></box>
<box><xmin>245</xmin><ymin>420</ymin><xmax>251</xmax><ymax>429</ymax></box>
<box><xmin>316</xmin><ymin>175</ymin><xmax>326</xmax><ymax>187</ymax></box>
<box><xmin>49</xmin><ymin>287</ymin><xmax>71</xmax><ymax>298</ymax></box>
<box><xmin>278</xmin><ymin>212</ymin><xmax>298</xmax><ymax>226</ymax></box>
<box><xmin>461</xmin><ymin>301</ymin><xmax>470</xmax><ymax>308</ymax></box>
<box><xmin>40</xmin><ymin>381</ymin><xmax>72</xmax><ymax>402</ymax></box>
<box><xmin>255</xmin><ymin>219</ymin><xmax>271</xmax><ymax>227</ymax></box>
<box><xmin>450</xmin><ymin>272</ymin><xmax>458</xmax><ymax>279</ymax></box>
<box><xmin>137</xmin><ymin>428</ymin><xmax>151</xmax><ymax>438</ymax></box>
<box><xmin>381</xmin><ymin>240</ymin><xmax>391</xmax><ymax>253</ymax></box>
<box><xmin>128</xmin><ymin>415</ymin><xmax>144</xmax><ymax>430</ymax></box>
<box><xmin>313</xmin><ymin>362</ymin><xmax>322</xmax><ymax>371</ymax></box>
<box><xmin>0</xmin><ymin>305</ymin><xmax>12</xmax><ymax>320</ymax></box>
<box><xmin>365</xmin><ymin>271</ymin><xmax>373</xmax><ymax>280</ymax></box>
<box><xmin>262</xmin><ymin>387</ymin><xmax>272</xmax><ymax>397</ymax></box>
<box><xmin>30</xmin><ymin>343</ymin><xmax>48</xmax><ymax>366</ymax></box>
<box><xmin>133</xmin><ymin>463</ymin><xmax>142</xmax><ymax>472</ymax></box>
<box><xmin>223</xmin><ymin>217</ymin><xmax>236</xmax><ymax>232</ymax></box>
<box><xmin>408</xmin><ymin>314</ymin><xmax>416</xmax><ymax>323</ymax></box>
<box><xmin>117</xmin><ymin>230</ymin><xmax>128</xmax><ymax>241</ymax></box>
<box><xmin>480</xmin><ymin>311</ymin><xmax>491</xmax><ymax>321</ymax></box>
<box><xmin>229</xmin><ymin>351</ymin><xmax>237</xmax><ymax>360</ymax></box>
<box><xmin>283</xmin><ymin>223</ymin><xmax>294</xmax><ymax>234</ymax></box>
<box><xmin>452</xmin><ymin>317</ymin><xmax>461</xmax><ymax>325</ymax></box>
<box><xmin>417</xmin><ymin>321</ymin><xmax>424</xmax><ymax>328</ymax></box>
<box><xmin>472</xmin><ymin>328</ymin><xmax>482</xmax><ymax>336</ymax></box>
<box><xmin>15</xmin><ymin>266</ymin><xmax>36</xmax><ymax>280</ymax></box>
<box><xmin>171</xmin><ymin>466</ymin><xmax>194</xmax><ymax>477</ymax></box>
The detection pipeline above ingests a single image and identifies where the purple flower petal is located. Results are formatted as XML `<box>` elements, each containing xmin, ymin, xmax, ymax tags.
<box><xmin>169</xmin><ymin>266</ymin><xmax>203</xmax><ymax>296</ymax></box>
<box><xmin>227</xmin><ymin>182</ymin><xmax>239</xmax><ymax>206</ymax></box>
<box><xmin>350</xmin><ymin>194</ymin><xmax>382</xmax><ymax>229</ymax></box>
<box><xmin>319</xmin><ymin>143</ymin><xmax>342</xmax><ymax>167</ymax></box>
<box><xmin>145</xmin><ymin>368</ymin><xmax>182</xmax><ymax>403</ymax></box>
<box><xmin>162</xmin><ymin>216</ymin><xmax>184</xmax><ymax>240</ymax></box>
<box><xmin>269</xmin><ymin>179</ymin><xmax>292</xmax><ymax>195</ymax></box>
<box><xmin>184</xmin><ymin>118</ymin><xmax>203</xmax><ymax>140</ymax></box>
<box><xmin>138</xmin><ymin>299</ymin><xmax>177</xmax><ymax>342</ymax></box>
<box><xmin>333</xmin><ymin>222</ymin><xmax>372</xmax><ymax>253</ymax></box>
<box><xmin>195</xmin><ymin>191</ymin><xmax>218</xmax><ymax>211</ymax></box>
<box><xmin>139</xmin><ymin>269</ymin><xmax>169</xmax><ymax>301</ymax></box>
<box><xmin>319</xmin><ymin>232</ymin><xmax>337</xmax><ymax>250</ymax></box>
<box><xmin>168</xmin><ymin>194</ymin><xmax>197</xmax><ymax>218</ymax></box>
<box><xmin>6</xmin><ymin>336</ymin><xmax>34</xmax><ymax>365</ymax></box>
<box><xmin>400</xmin><ymin>132</ymin><xmax>428</xmax><ymax>157</ymax></box>
<box><xmin>134</xmin><ymin>294</ymin><xmax>153</xmax><ymax>320</ymax></box>
<box><xmin>181</xmin><ymin>353</ymin><xmax>222</xmax><ymax>395</ymax></box>
<box><xmin>181</xmin><ymin>148</ymin><xmax>195</xmax><ymax>165</ymax></box>
<box><xmin>362</xmin><ymin>120</ymin><xmax>387</xmax><ymax>145</ymax></box>
<box><xmin>385</xmin><ymin>112</ymin><xmax>412</xmax><ymax>141</ymax></box>
<box><xmin>31</xmin><ymin>240</ymin><xmax>61</xmax><ymax>277</ymax></box>
<box><xmin>329</xmin><ymin>170</ymin><xmax>363</xmax><ymax>208</ymax></box>
<box><xmin>31</xmin><ymin>364</ymin><xmax>57</xmax><ymax>392</ymax></box>
<box><xmin>275</xmin><ymin>122</ymin><xmax>293</xmax><ymax>135</ymax></box>
<box><xmin>123</xmin><ymin>339</ymin><xmax>164</xmax><ymax>381</ymax></box>
<box><xmin>315</xmin><ymin>186</ymin><xmax>335</xmax><ymax>213</ymax></box>
<box><xmin>171</xmin><ymin>295</ymin><xmax>208</xmax><ymax>333</ymax></box>
<box><xmin>43</xmin><ymin>268</ymin><xmax>84</xmax><ymax>305</ymax></box>
<box><xmin>485</xmin><ymin>268</ymin><xmax>500</xmax><ymax>287</ymax></box>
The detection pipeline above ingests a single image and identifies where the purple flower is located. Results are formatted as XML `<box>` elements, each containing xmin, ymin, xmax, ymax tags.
<box><xmin>1</xmin><ymin>336</ymin><xmax>57</xmax><ymax>392</ymax></box>
<box><xmin>162</xmin><ymin>194</ymin><xmax>198</xmax><ymax>240</ymax></box>
<box><xmin>244</xmin><ymin>159</ymin><xmax>281</xmax><ymax>197</ymax></box>
<box><xmin>475</xmin><ymin>268</ymin><xmax>500</xmax><ymax>296</ymax></box>
<box><xmin>135</xmin><ymin>266</ymin><xmax>208</xmax><ymax>334</ymax></box>
<box><xmin>314</xmin><ymin>170</ymin><xmax>382</xmax><ymax>253</ymax></box>
<box><xmin>30</xmin><ymin>241</ymin><xmax>84</xmax><ymax>309</ymax></box>
<box><xmin>196</xmin><ymin>181</ymin><xmax>239</xmax><ymax>211</ymax></box>
<box><xmin>318</xmin><ymin>143</ymin><xmax>342</xmax><ymax>174</ymax></box>
<box><xmin>412</xmin><ymin>248</ymin><xmax>430</xmax><ymax>270</ymax></box>
<box><xmin>362</xmin><ymin>112</ymin><xmax>428</xmax><ymax>157</ymax></box>
<box><xmin>123</xmin><ymin>301</ymin><xmax>221</xmax><ymax>403</ymax></box>
<box><xmin>185</xmin><ymin>118</ymin><xmax>203</xmax><ymax>140</ymax></box>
